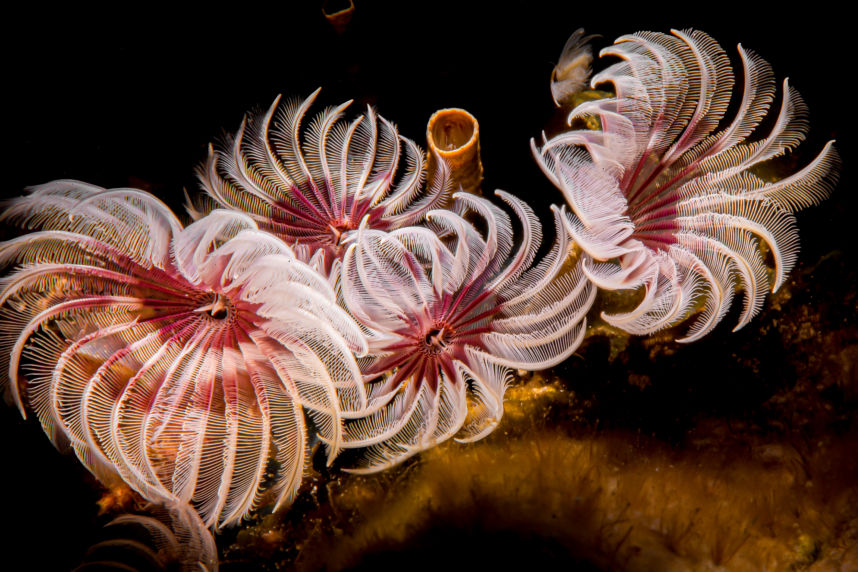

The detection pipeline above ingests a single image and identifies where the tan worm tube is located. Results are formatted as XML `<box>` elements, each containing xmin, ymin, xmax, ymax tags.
<box><xmin>322</xmin><ymin>0</ymin><xmax>354</xmax><ymax>34</ymax></box>
<box><xmin>426</xmin><ymin>108</ymin><xmax>483</xmax><ymax>196</ymax></box>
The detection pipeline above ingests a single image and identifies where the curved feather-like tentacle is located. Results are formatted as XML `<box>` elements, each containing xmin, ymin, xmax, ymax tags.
<box><xmin>533</xmin><ymin>29</ymin><xmax>839</xmax><ymax>340</ymax></box>
<box><xmin>339</xmin><ymin>191</ymin><xmax>594</xmax><ymax>472</ymax></box>
<box><xmin>195</xmin><ymin>90</ymin><xmax>453</xmax><ymax>271</ymax></box>
<box><xmin>76</xmin><ymin>502</ymin><xmax>219</xmax><ymax>571</ymax></box>
<box><xmin>551</xmin><ymin>28</ymin><xmax>601</xmax><ymax>108</ymax></box>
<box><xmin>0</xmin><ymin>180</ymin><xmax>368</xmax><ymax>528</ymax></box>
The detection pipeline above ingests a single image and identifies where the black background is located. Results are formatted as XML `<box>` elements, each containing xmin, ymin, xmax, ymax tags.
<box><xmin>2</xmin><ymin>2</ymin><xmax>852</xmax><ymax>569</ymax></box>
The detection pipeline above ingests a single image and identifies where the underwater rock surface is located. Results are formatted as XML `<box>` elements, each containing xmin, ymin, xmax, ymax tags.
<box><xmin>224</xmin><ymin>249</ymin><xmax>858</xmax><ymax>570</ymax></box>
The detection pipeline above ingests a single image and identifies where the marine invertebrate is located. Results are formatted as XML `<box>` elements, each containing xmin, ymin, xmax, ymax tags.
<box><xmin>322</xmin><ymin>0</ymin><xmax>354</xmax><ymax>34</ymax></box>
<box><xmin>0</xmin><ymin>181</ymin><xmax>368</xmax><ymax>527</ymax></box>
<box><xmin>195</xmin><ymin>89</ymin><xmax>451</xmax><ymax>270</ymax></box>
<box><xmin>78</xmin><ymin>503</ymin><xmax>218</xmax><ymax>571</ymax></box>
<box><xmin>533</xmin><ymin>29</ymin><xmax>839</xmax><ymax>341</ymax></box>
<box><xmin>338</xmin><ymin>191</ymin><xmax>595</xmax><ymax>471</ymax></box>
<box><xmin>550</xmin><ymin>28</ymin><xmax>600</xmax><ymax>108</ymax></box>
<box><xmin>426</xmin><ymin>108</ymin><xmax>483</xmax><ymax>195</ymax></box>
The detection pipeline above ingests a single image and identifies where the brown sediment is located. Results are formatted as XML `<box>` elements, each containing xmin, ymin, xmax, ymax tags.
<box><xmin>426</xmin><ymin>108</ymin><xmax>483</xmax><ymax>197</ymax></box>
<box><xmin>236</xmin><ymin>389</ymin><xmax>857</xmax><ymax>571</ymax></box>
<box><xmin>95</xmin><ymin>483</ymin><xmax>137</xmax><ymax>515</ymax></box>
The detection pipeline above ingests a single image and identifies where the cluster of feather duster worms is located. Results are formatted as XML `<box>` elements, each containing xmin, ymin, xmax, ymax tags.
<box><xmin>0</xmin><ymin>28</ymin><xmax>838</xmax><ymax>567</ymax></box>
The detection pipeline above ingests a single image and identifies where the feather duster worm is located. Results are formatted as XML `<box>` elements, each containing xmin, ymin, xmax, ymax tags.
<box><xmin>338</xmin><ymin>191</ymin><xmax>595</xmax><ymax>472</ymax></box>
<box><xmin>195</xmin><ymin>89</ymin><xmax>452</xmax><ymax>270</ymax></box>
<box><xmin>550</xmin><ymin>28</ymin><xmax>601</xmax><ymax>108</ymax></box>
<box><xmin>533</xmin><ymin>29</ymin><xmax>839</xmax><ymax>341</ymax></box>
<box><xmin>0</xmin><ymin>181</ymin><xmax>368</xmax><ymax>527</ymax></box>
<box><xmin>78</xmin><ymin>502</ymin><xmax>219</xmax><ymax>571</ymax></box>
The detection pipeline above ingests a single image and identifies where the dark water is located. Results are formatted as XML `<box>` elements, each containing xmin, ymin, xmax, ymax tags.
<box><xmin>3</xmin><ymin>2</ymin><xmax>853</xmax><ymax>569</ymax></box>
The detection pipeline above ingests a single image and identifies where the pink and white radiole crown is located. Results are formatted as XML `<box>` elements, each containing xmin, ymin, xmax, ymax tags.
<box><xmin>336</xmin><ymin>191</ymin><xmax>595</xmax><ymax>472</ymax></box>
<box><xmin>0</xmin><ymin>181</ymin><xmax>369</xmax><ymax>528</ymax></box>
<box><xmin>196</xmin><ymin>88</ymin><xmax>452</xmax><ymax>271</ymax></box>
<box><xmin>533</xmin><ymin>29</ymin><xmax>839</xmax><ymax>341</ymax></box>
